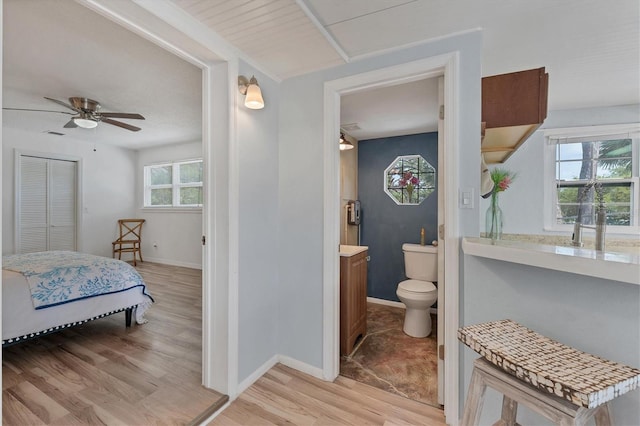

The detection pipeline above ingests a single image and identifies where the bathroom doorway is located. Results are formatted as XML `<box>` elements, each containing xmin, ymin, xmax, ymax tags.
<box><xmin>337</xmin><ymin>76</ymin><xmax>443</xmax><ymax>408</ymax></box>
<box><xmin>323</xmin><ymin>54</ymin><xmax>462</xmax><ymax>422</ymax></box>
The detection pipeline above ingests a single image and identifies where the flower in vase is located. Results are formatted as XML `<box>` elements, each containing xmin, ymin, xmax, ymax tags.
<box><xmin>400</xmin><ymin>172</ymin><xmax>420</xmax><ymax>201</ymax></box>
<box><xmin>490</xmin><ymin>168</ymin><xmax>517</xmax><ymax>195</ymax></box>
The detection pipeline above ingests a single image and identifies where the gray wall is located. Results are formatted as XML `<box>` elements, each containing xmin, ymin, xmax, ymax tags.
<box><xmin>481</xmin><ymin>104</ymin><xmax>640</xmax><ymax>237</ymax></box>
<box><xmin>468</xmin><ymin>103</ymin><xmax>640</xmax><ymax>423</ymax></box>
<box><xmin>278</xmin><ymin>30</ymin><xmax>482</xmax><ymax>382</ymax></box>
<box><xmin>462</xmin><ymin>255</ymin><xmax>640</xmax><ymax>425</ymax></box>
<box><xmin>358</xmin><ymin>132</ymin><xmax>438</xmax><ymax>301</ymax></box>
<box><xmin>237</xmin><ymin>62</ymin><xmax>281</xmax><ymax>383</ymax></box>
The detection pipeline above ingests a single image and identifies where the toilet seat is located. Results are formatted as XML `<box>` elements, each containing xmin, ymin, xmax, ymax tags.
<box><xmin>398</xmin><ymin>279</ymin><xmax>436</xmax><ymax>293</ymax></box>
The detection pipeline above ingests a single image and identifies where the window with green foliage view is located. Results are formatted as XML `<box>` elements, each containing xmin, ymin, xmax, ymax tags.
<box><xmin>144</xmin><ymin>160</ymin><xmax>203</xmax><ymax>207</ymax></box>
<box><xmin>549</xmin><ymin>127</ymin><xmax>638</xmax><ymax>230</ymax></box>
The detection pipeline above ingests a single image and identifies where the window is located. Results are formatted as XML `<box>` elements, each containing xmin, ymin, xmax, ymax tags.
<box><xmin>144</xmin><ymin>159</ymin><xmax>203</xmax><ymax>208</ymax></box>
<box><xmin>545</xmin><ymin>125</ymin><xmax>639</xmax><ymax>232</ymax></box>
<box><xmin>384</xmin><ymin>155</ymin><xmax>436</xmax><ymax>205</ymax></box>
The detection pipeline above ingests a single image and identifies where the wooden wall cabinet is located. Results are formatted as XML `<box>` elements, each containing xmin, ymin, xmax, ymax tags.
<box><xmin>340</xmin><ymin>250</ymin><xmax>368</xmax><ymax>356</ymax></box>
<box><xmin>482</xmin><ymin>67</ymin><xmax>549</xmax><ymax>164</ymax></box>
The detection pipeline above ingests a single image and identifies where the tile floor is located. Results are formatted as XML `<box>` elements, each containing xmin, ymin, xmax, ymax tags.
<box><xmin>340</xmin><ymin>302</ymin><xmax>440</xmax><ymax>408</ymax></box>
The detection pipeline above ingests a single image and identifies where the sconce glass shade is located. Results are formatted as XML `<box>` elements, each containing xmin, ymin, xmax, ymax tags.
<box><xmin>339</xmin><ymin>133</ymin><xmax>354</xmax><ymax>150</ymax></box>
<box><xmin>245</xmin><ymin>83</ymin><xmax>265</xmax><ymax>109</ymax></box>
<box><xmin>74</xmin><ymin>117</ymin><xmax>98</xmax><ymax>129</ymax></box>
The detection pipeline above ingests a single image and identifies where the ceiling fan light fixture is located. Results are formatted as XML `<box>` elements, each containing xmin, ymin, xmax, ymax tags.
<box><xmin>73</xmin><ymin>117</ymin><xmax>98</xmax><ymax>129</ymax></box>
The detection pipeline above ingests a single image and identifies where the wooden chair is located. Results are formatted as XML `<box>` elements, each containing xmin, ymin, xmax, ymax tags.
<box><xmin>112</xmin><ymin>219</ymin><xmax>145</xmax><ymax>266</ymax></box>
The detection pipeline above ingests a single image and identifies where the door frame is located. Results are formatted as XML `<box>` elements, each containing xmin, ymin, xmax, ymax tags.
<box><xmin>322</xmin><ymin>52</ymin><xmax>461</xmax><ymax>424</ymax></box>
<box><xmin>41</xmin><ymin>0</ymin><xmax>239</xmax><ymax>397</ymax></box>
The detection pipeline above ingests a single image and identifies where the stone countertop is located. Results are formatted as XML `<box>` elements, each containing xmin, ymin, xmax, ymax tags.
<box><xmin>462</xmin><ymin>237</ymin><xmax>639</xmax><ymax>285</ymax></box>
<box><xmin>339</xmin><ymin>245</ymin><xmax>369</xmax><ymax>257</ymax></box>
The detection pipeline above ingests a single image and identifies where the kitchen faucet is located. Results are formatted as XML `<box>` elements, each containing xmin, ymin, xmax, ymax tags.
<box><xmin>570</xmin><ymin>181</ymin><xmax>606</xmax><ymax>251</ymax></box>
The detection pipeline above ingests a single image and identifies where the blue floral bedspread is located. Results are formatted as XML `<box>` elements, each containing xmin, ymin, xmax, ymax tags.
<box><xmin>2</xmin><ymin>251</ymin><xmax>153</xmax><ymax>310</ymax></box>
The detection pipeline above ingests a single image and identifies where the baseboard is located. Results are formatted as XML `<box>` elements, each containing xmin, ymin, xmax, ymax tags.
<box><xmin>367</xmin><ymin>297</ymin><xmax>405</xmax><ymax>309</ymax></box>
<box><xmin>278</xmin><ymin>355</ymin><xmax>324</xmax><ymax>380</ymax></box>
<box><xmin>235</xmin><ymin>353</ymin><xmax>325</xmax><ymax>403</ymax></box>
<box><xmin>236</xmin><ymin>354</ymin><xmax>279</xmax><ymax>396</ymax></box>
<box><xmin>142</xmin><ymin>256</ymin><xmax>202</xmax><ymax>270</ymax></box>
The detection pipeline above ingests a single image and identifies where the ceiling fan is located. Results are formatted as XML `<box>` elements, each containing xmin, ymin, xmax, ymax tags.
<box><xmin>4</xmin><ymin>97</ymin><xmax>145</xmax><ymax>132</ymax></box>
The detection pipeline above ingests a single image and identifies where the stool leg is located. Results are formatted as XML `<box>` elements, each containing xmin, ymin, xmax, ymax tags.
<box><xmin>462</xmin><ymin>367</ymin><xmax>487</xmax><ymax>426</ymax></box>
<box><xmin>593</xmin><ymin>403</ymin><xmax>613</xmax><ymax>426</ymax></box>
<box><xmin>492</xmin><ymin>396</ymin><xmax>519</xmax><ymax>426</ymax></box>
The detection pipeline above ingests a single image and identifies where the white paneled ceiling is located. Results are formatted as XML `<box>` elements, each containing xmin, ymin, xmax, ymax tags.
<box><xmin>3</xmin><ymin>0</ymin><xmax>638</xmax><ymax>147</ymax></box>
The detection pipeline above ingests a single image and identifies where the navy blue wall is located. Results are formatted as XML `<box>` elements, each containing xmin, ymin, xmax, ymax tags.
<box><xmin>358</xmin><ymin>132</ymin><xmax>438</xmax><ymax>301</ymax></box>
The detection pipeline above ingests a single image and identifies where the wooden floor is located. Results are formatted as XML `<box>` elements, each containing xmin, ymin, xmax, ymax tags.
<box><xmin>211</xmin><ymin>363</ymin><xmax>447</xmax><ymax>425</ymax></box>
<box><xmin>3</xmin><ymin>261</ymin><xmax>226</xmax><ymax>425</ymax></box>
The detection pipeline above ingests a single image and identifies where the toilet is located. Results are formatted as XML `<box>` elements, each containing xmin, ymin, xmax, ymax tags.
<box><xmin>396</xmin><ymin>243</ymin><xmax>438</xmax><ymax>338</ymax></box>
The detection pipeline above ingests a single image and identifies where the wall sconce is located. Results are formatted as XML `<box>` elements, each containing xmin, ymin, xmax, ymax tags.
<box><xmin>238</xmin><ymin>75</ymin><xmax>265</xmax><ymax>109</ymax></box>
<box><xmin>339</xmin><ymin>132</ymin><xmax>354</xmax><ymax>150</ymax></box>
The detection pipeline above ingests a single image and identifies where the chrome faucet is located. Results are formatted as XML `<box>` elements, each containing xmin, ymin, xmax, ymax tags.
<box><xmin>571</xmin><ymin>207</ymin><xmax>606</xmax><ymax>251</ymax></box>
<box><xmin>571</xmin><ymin>181</ymin><xmax>606</xmax><ymax>251</ymax></box>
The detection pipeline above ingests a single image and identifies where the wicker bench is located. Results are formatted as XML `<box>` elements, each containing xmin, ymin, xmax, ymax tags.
<box><xmin>458</xmin><ymin>320</ymin><xmax>640</xmax><ymax>426</ymax></box>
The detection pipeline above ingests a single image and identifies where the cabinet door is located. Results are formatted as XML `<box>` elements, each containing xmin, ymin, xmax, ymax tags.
<box><xmin>351</xmin><ymin>252</ymin><xmax>367</xmax><ymax>335</ymax></box>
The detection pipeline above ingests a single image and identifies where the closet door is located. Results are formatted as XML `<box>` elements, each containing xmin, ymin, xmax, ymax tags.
<box><xmin>18</xmin><ymin>155</ymin><xmax>78</xmax><ymax>253</ymax></box>
<box><xmin>19</xmin><ymin>156</ymin><xmax>49</xmax><ymax>253</ymax></box>
<box><xmin>49</xmin><ymin>159</ymin><xmax>77</xmax><ymax>250</ymax></box>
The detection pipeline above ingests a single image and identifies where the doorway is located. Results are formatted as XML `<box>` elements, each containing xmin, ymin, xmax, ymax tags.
<box><xmin>338</xmin><ymin>77</ymin><xmax>442</xmax><ymax>407</ymax></box>
<box><xmin>323</xmin><ymin>54</ymin><xmax>462</xmax><ymax>423</ymax></box>
<box><xmin>0</xmin><ymin>0</ymin><xmax>235</xmax><ymax>398</ymax></box>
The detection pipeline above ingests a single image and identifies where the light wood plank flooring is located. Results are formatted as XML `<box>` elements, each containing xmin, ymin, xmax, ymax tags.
<box><xmin>3</xmin><ymin>261</ymin><xmax>226</xmax><ymax>425</ymax></box>
<box><xmin>210</xmin><ymin>363</ymin><xmax>446</xmax><ymax>425</ymax></box>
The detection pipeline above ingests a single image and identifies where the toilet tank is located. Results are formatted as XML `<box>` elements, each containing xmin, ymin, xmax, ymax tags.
<box><xmin>403</xmin><ymin>243</ymin><xmax>438</xmax><ymax>282</ymax></box>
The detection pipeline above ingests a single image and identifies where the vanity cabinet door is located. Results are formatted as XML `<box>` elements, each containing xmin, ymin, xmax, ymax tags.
<box><xmin>340</xmin><ymin>250</ymin><xmax>368</xmax><ymax>356</ymax></box>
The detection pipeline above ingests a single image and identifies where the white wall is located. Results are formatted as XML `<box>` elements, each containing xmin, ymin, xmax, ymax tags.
<box><xmin>236</xmin><ymin>62</ymin><xmax>281</xmax><ymax>383</ymax></box>
<box><xmin>2</xmin><ymin>127</ymin><xmax>136</xmax><ymax>256</ymax></box>
<box><xmin>136</xmin><ymin>141</ymin><xmax>203</xmax><ymax>269</ymax></box>
<box><xmin>482</xmin><ymin>104</ymin><xmax>640</xmax><ymax>237</ymax></box>
<box><xmin>278</xmin><ymin>31</ymin><xmax>482</xmax><ymax>373</ymax></box>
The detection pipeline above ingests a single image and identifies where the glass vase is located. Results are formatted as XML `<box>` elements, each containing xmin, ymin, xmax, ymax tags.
<box><xmin>485</xmin><ymin>192</ymin><xmax>503</xmax><ymax>240</ymax></box>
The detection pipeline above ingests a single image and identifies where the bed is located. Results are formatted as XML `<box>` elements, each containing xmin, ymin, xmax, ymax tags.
<box><xmin>2</xmin><ymin>250</ymin><xmax>154</xmax><ymax>346</ymax></box>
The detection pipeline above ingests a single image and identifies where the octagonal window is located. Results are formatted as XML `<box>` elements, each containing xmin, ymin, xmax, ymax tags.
<box><xmin>384</xmin><ymin>155</ymin><xmax>436</xmax><ymax>205</ymax></box>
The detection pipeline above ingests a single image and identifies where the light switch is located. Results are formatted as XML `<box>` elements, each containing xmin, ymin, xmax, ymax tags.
<box><xmin>459</xmin><ymin>188</ymin><xmax>474</xmax><ymax>209</ymax></box>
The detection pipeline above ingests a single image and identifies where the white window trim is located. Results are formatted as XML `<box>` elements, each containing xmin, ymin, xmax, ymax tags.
<box><xmin>144</xmin><ymin>158</ymin><xmax>203</xmax><ymax>208</ymax></box>
<box><xmin>543</xmin><ymin>123</ymin><xmax>640</xmax><ymax>235</ymax></box>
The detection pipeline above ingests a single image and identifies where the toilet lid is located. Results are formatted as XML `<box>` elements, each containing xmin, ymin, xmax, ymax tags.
<box><xmin>398</xmin><ymin>279</ymin><xmax>436</xmax><ymax>293</ymax></box>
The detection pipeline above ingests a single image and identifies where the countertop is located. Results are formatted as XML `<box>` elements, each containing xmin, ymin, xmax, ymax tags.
<box><xmin>339</xmin><ymin>245</ymin><xmax>369</xmax><ymax>257</ymax></box>
<box><xmin>462</xmin><ymin>237</ymin><xmax>640</xmax><ymax>285</ymax></box>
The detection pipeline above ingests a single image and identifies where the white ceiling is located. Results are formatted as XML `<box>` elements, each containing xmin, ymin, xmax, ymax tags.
<box><xmin>3</xmin><ymin>0</ymin><xmax>202</xmax><ymax>150</ymax></box>
<box><xmin>3</xmin><ymin>0</ymin><xmax>639</xmax><ymax>147</ymax></box>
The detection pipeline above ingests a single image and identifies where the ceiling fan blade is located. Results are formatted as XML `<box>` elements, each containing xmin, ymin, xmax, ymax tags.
<box><xmin>63</xmin><ymin>119</ymin><xmax>78</xmax><ymax>128</ymax></box>
<box><xmin>99</xmin><ymin>112</ymin><xmax>145</xmax><ymax>120</ymax></box>
<box><xmin>102</xmin><ymin>118</ymin><xmax>141</xmax><ymax>132</ymax></box>
<box><xmin>44</xmin><ymin>97</ymin><xmax>79</xmax><ymax>113</ymax></box>
<box><xmin>2</xmin><ymin>107</ymin><xmax>73</xmax><ymax>115</ymax></box>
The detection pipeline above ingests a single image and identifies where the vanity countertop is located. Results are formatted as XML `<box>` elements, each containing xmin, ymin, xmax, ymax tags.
<box><xmin>462</xmin><ymin>237</ymin><xmax>639</xmax><ymax>285</ymax></box>
<box><xmin>339</xmin><ymin>245</ymin><xmax>369</xmax><ymax>257</ymax></box>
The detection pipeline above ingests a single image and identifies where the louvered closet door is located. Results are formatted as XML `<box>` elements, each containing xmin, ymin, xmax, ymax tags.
<box><xmin>18</xmin><ymin>155</ymin><xmax>77</xmax><ymax>253</ymax></box>
<box><xmin>19</xmin><ymin>156</ymin><xmax>49</xmax><ymax>252</ymax></box>
<box><xmin>49</xmin><ymin>159</ymin><xmax>77</xmax><ymax>250</ymax></box>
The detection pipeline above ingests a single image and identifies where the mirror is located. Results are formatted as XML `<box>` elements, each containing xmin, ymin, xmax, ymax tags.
<box><xmin>384</xmin><ymin>155</ymin><xmax>436</xmax><ymax>205</ymax></box>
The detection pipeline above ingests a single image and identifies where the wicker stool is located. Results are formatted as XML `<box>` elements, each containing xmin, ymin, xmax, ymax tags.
<box><xmin>459</xmin><ymin>320</ymin><xmax>640</xmax><ymax>426</ymax></box>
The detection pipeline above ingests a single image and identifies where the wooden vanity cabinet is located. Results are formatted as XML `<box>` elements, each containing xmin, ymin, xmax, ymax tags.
<box><xmin>340</xmin><ymin>250</ymin><xmax>368</xmax><ymax>356</ymax></box>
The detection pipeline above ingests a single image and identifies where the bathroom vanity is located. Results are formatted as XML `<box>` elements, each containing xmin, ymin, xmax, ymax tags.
<box><xmin>339</xmin><ymin>245</ymin><xmax>368</xmax><ymax>356</ymax></box>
